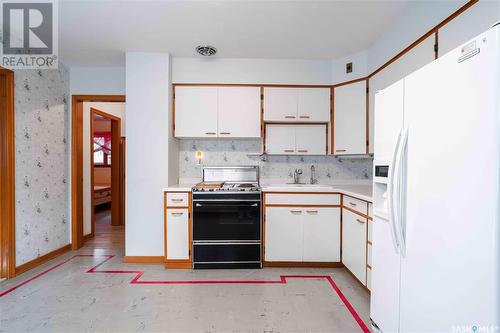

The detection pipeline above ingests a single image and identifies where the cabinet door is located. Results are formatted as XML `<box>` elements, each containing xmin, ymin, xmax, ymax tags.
<box><xmin>333</xmin><ymin>80</ymin><xmax>367</xmax><ymax>155</ymax></box>
<box><xmin>295</xmin><ymin>125</ymin><xmax>327</xmax><ymax>155</ymax></box>
<box><xmin>265</xmin><ymin>207</ymin><xmax>303</xmax><ymax>261</ymax></box>
<box><xmin>166</xmin><ymin>209</ymin><xmax>190</xmax><ymax>260</ymax></box>
<box><xmin>297</xmin><ymin>88</ymin><xmax>331</xmax><ymax>122</ymax></box>
<box><xmin>342</xmin><ymin>209</ymin><xmax>367</xmax><ymax>284</ymax></box>
<box><xmin>218</xmin><ymin>87</ymin><xmax>261</xmax><ymax>138</ymax></box>
<box><xmin>265</xmin><ymin>125</ymin><xmax>296</xmax><ymax>155</ymax></box>
<box><xmin>302</xmin><ymin>208</ymin><xmax>341</xmax><ymax>262</ymax></box>
<box><xmin>263</xmin><ymin>88</ymin><xmax>298</xmax><ymax>122</ymax></box>
<box><xmin>174</xmin><ymin>86</ymin><xmax>218</xmax><ymax>138</ymax></box>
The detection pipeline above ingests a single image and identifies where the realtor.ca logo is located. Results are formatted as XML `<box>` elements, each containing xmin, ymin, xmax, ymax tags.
<box><xmin>0</xmin><ymin>0</ymin><xmax>58</xmax><ymax>69</ymax></box>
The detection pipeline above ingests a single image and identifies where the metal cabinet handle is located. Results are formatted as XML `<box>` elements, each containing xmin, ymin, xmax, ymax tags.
<box><xmin>356</xmin><ymin>218</ymin><xmax>365</xmax><ymax>224</ymax></box>
<box><xmin>171</xmin><ymin>212</ymin><xmax>184</xmax><ymax>216</ymax></box>
<box><xmin>205</xmin><ymin>132</ymin><xmax>216</xmax><ymax>135</ymax></box>
<box><xmin>306</xmin><ymin>210</ymin><xmax>318</xmax><ymax>214</ymax></box>
<box><xmin>285</xmin><ymin>115</ymin><xmax>296</xmax><ymax>119</ymax></box>
<box><xmin>171</xmin><ymin>198</ymin><xmax>184</xmax><ymax>202</ymax></box>
<box><xmin>336</xmin><ymin>149</ymin><xmax>346</xmax><ymax>152</ymax></box>
<box><xmin>349</xmin><ymin>202</ymin><xmax>357</xmax><ymax>206</ymax></box>
<box><xmin>219</xmin><ymin>132</ymin><xmax>231</xmax><ymax>135</ymax></box>
<box><xmin>284</xmin><ymin>149</ymin><xmax>295</xmax><ymax>153</ymax></box>
<box><xmin>297</xmin><ymin>149</ymin><xmax>308</xmax><ymax>153</ymax></box>
<box><xmin>290</xmin><ymin>210</ymin><xmax>302</xmax><ymax>214</ymax></box>
<box><xmin>299</xmin><ymin>115</ymin><xmax>310</xmax><ymax>119</ymax></box>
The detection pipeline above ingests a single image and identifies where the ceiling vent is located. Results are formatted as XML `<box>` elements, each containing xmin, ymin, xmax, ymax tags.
<box><xmin>196</xmin><ymin>45</ymin><xmax>217</xmax><ymax>57</ymax></box>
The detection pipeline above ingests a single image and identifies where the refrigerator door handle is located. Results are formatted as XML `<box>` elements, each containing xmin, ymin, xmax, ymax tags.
<box><xmin>387</xmin><ymin>128</ymin><xmax>402</xmax><ymax>253</ymax></box>
<box><xmin>396</xmin><ymin>127</ymin><xmax>409</xmax><ymax>257</ymax></box>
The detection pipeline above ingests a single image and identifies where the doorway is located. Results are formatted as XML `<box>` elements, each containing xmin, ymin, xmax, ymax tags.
<box><xmin>90</xmin><ymin>108</ymin><xmax>122</xmax><ymax>239</ymax></box>
<box><xmin>0</xmin><ymin>67</ymin><xmax>15</xmax><ymax>279</ymax></box>
<box><xmin>71</xmin><ymin>95</ymin><xmax>126</xmax><ymax>250</ymax></box>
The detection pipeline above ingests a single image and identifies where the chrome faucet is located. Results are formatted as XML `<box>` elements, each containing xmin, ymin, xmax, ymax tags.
<box><xmin>293</xmin><ymin>168</ymin><xmax>303</xmax><ymax>184</ymax></box>
<box><xmin>310</xmin><ymin>165</ymin><xmax>318</xmax><ymax>184</ymax></box>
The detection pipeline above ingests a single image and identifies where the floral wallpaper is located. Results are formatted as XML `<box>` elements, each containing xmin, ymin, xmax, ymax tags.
<box><xmin>14</xmin><ymin>65</ymin><xmax>70</xmax><ymax>266</ymax></box>
<box><xmin>178</xmin><ymin>139</ymin><xmax>372</xmax><ymax>182</ymax></box>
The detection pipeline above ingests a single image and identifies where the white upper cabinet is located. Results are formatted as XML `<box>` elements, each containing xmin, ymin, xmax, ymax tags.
<box><xmin>333</xmin><ymin>80</ymin><xmax>367</xmax><ymax>155</ymax></box>
<box><xmin>174</xmin><ymin>86</ymin><xmax>260</xmax><ymax>138</ymax></box>
<box><xmin>218</xmin><ymin>87</ymin><xmax>261</xmax><ymax>138</ymax></box>
<box><xmin>295</xmin><ymin>125</ymin><xmax>327</xmax><ymax>155</ymax></box>
<box><xmin>266</xmin><ymin>124</ymin><xmax>327</xmax><ymax>155</ymax></box>
<box><xmin>263</xmin><ymin>88</ymin><xmax>298</xmax><ymax>121</ymax></box>
<box><xmin>174</xmin><ymin>86</ymin><xmax>218</xmax><ymax>138</ymax></box>
<box><xmin>297</xmin><ymin>88</ymin><xmax>331</xmax><ymax>122</ymax></box>
<box><xmin>265</xmin><ymin>125</ymin><xmax>296</xmax><ymax>154</ymax></box>
<box><xmin>263</xmin><ymin>87</ymin><xmax>330</xmax><ymax>122</ymax></box>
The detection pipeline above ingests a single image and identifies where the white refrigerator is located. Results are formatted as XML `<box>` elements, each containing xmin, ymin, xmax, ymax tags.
<box><xmin>370</xmin><ymin>25</ymin><xmax>500</xmax><ymax>333</ymax></box>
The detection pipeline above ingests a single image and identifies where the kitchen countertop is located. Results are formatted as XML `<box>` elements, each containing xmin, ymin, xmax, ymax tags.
<box><xmin>164</xmin><ymin>183</ymin><xmax>372</xmax><ymax>202</ymax></box>
<box><xmin>261</xmin><ymin>184</ymin><xmax>372</xmax><ymax>202</ymax></box>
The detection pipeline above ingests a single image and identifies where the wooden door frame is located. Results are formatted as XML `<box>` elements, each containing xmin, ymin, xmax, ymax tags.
<box><xmin>71</xmin><ymin>95</ymin><xmax>125</xmax><ymax>250</ymax></box>
<box><xmin>0</xmin><ymin>67</ymin><xmax>15</xmax><ymax>279</ymax></box>
<box><xmin>90</xmin><ymin>108</ymin><xmax>121</xmax><ymax>236</ymax></box>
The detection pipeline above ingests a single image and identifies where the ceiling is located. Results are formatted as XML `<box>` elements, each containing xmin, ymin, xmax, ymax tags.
<box><xmin>59</xmin><ymin>0</ymin><xmax>412</xmax><ymax>67</ymax></box>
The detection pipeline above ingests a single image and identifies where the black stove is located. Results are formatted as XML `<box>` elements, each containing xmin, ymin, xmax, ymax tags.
<box><xmin>192</xmin><ymin>166</ymin><xmax>262</xmax><ymax>269</ymax></box>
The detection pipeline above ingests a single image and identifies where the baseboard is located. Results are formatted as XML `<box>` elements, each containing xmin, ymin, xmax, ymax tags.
<box><xmin>164</xmin><ymin>260</ymin><xmax>192</xmax><ymax>269</ymax></box>
<box><xmin>262</xmin><ymin>261</ymin><xmax>343</xmax><ymax>268</ymax></box>
<box><xmin>83</xmin><ymin>233</ymin><xmax>94</xmax><ymax>242</ymax></box>
<box><xmin>122</xmin><ymin>256</ymin><xmax>164</xmax><ymax>264</ymax></box>
<box><xmin>15</xmin><ymin>244</ymin><xmax>72</xmax><ymax>276</ymax></box>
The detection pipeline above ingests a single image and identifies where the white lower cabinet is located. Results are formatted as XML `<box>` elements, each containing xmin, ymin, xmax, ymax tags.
<box><xmin>302</xmin><ymin>208</ymin><xmax>341</xmax><ymax>262</ymax></box>
<box><xmin>342</xmin><ymin>209</ymin><xmax>367</xmax><ymax>284</ymax></box>
<box><xmin>265</xmin><ymin>207</ymin><xmax>303</xmax><ymax>261</ymax></box>
<box><xmin>166</xmin><ymin>209</ymin><xmax>190</xmax><ymax>260</ymax></box>
<box><xmin>265</xmin><ymin>206</ymin><xmax>340</xmax><ymax>262</ymax></box>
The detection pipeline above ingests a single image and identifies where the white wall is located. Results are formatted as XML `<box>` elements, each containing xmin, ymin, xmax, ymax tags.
<box><xmin>126</xmin><ymin>52</ymin><xmax>177</xmax><ymax>256</ymax></box>
<box><xmin>70</xmin><ymin>67</ymin><xmax>126</xmax><ymax>95</ymax></box>
<box><xmin>83</xmin><ymin>102</ymin><xmax>125</xmax><ymax>236</ymax></box>
<box><xmin>331</xmin><ymin>50</ymin><xmax>368</xmax><ymax>85</ymax></box>
<box><xmin>172</xmin><ymin>58</ymin><xmax>332</xmax><ymax>85</ymax></box>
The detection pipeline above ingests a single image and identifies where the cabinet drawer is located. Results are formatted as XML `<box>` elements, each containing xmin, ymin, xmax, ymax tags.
<box><xmin>343</xmin><ymin>195</ymin><xmax>368</xmax><ymax>215</ymax></box>
<box><xmin>166</xmin><ymin>192</ymin><xmax>189</xmax><ymax>207</ymax></box>
<box><xmin>265</xmin><ymin>193</ymin><xmax>340</xmax><ymax>206</ymax></box>
<box><xmin>166</xmin><ymin>209</ymin><xmax>189</xmax><ymax>260</ymax></box>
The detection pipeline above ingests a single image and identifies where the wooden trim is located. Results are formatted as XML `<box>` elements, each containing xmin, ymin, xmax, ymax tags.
<box><xmin>15</xmin><ymin>244</ymin><xmax>72</xmax><ymax>276</ymax></box>
<box><xmin>0</xmin><ymin>67</ymin><xmax>15</xmax><ymax>279</ymax></box>
<box><xmin>164</xmin><ymin>261</ymin><xmax>192</xmax><ymax>269</ymax></box>
<box><xmin>343</xmin><ymin>206</ymin><xmax>371</xmax><ymax>220</ymax></box>
<box><xmin>332</xmin><ymin>77</ymin><xmax>368</xmax><ymax>88</ymax></box>
<box><xmin>365</xmin><ymin>78</ymin><xmax>370</xmax><ymax>154</ymax></box>
<box><xmin>119</xmin><ymin>137</ymin><xmax>126</xmax><ymax>225</ymax></box>
<box><xmin>260</xmin><ymin>86</ymin><xmax>264</xmax><ymax>139</ymax></box>
<box><xmin>71</xmin><ymin>95</ymin><xmax>125</xmax><ymax>250</ymax></box>
<box><xmin>172</xmin><ymin>85</ymin><xmax>176</xmax><ymax>137</ymax></box>
<box><xmin>263</xmin><ymin>191</ymin><xmax>341</xmax><ymax>195</ymax></box>
<box><xmin>340</xmin><ymin>194</ymin><xmax>343</xmax><ymax>262</ymax></box>
<box><xmin>368</xmin><ymin>0</ymin><xmax>478</xmax><ymax>78</ymax></box>
<box><xmin>330</xmin><ymin>87</ymin><xmax>334</xmax><ymax>155</ymax></box>
<box><xmin>83</xmin><ymin>233</ymin><xmax>94</xmax><ymax>242</ymax></box>
<box><xmin>264</xmin><ymin>121</ymin><xmax>329</xmax><ymax>125</ymax></box>
<box><xmin>264</xmin><ymin>204</ymin><xmax>342</xmax><ymax>208</ymax></box>
<box><xmin>173</xmin><ymin>83</ymin><xmax>332</xmax><ymax>88</ymax></box>
<box><xmin>263</xmin><ymin>261</ymin><xmax>343</xmax><ymax>268</ymax></box>
<box><xmin>123</xmin><ymin>256</ymin><xmax>164</xmax><ymax>264</ymax></box>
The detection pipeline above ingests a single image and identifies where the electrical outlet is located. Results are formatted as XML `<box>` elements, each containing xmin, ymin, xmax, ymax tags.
<box><xmin>346</xmin><ymin>62</ymin><xmax>353</xmax><ymax>73</ymax></box>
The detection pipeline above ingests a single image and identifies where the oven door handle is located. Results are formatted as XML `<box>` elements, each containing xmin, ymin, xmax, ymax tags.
<box><xmin>195</xmin><ymin>203</ymin><xmax>259</xmax><ymax>207</ymax></box>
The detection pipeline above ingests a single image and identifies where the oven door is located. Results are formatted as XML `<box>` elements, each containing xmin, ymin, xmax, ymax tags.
<box><xmin>193</xmin><ymin>198</ymin><xmax>261</xmax><ymax>241</ymax></box>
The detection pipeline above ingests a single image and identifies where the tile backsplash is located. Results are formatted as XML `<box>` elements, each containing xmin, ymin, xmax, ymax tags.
<box><xmin>178</xmin><ymin>139</ymin><xmax>372</xmax><ymax>183</ymax></box>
